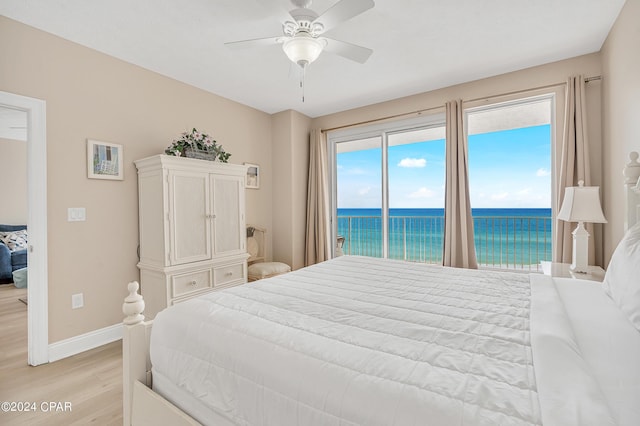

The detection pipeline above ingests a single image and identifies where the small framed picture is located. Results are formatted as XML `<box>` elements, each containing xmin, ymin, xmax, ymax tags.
<box><xmin>244</xmin><ymin>163</ymin><xmax>259</xmax><ymax>189</ymax></box>
<box><xmin>87</xmin><ymin>139</ymin><xmax>123</xmax><ymax>180</ymax></box>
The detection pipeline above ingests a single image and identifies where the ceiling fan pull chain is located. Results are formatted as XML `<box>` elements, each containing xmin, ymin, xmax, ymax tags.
<box><xmin>301</xmin><ymin>65</ymin><xmax>306</xmax><ymax>102</ymax></box>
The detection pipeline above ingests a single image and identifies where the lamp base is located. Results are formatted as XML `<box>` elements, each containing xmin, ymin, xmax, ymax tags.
<box><xmin>570</xmin><ymin>221</ymin><xmax>590</xmax><ymax>274</ymax></box>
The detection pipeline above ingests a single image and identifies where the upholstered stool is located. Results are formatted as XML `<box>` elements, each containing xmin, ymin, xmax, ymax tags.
<box><xmin>248</xmin><ymin>262</ymin><xmax>291</xmax><ymax>281</ymax></box>
<box><xmin>246</xmin><ymin>225</ymin><xmax>291</xmax><ymax>281</ymax></box>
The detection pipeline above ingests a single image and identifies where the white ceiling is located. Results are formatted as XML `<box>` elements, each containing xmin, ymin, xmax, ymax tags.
<box><xmin>0</xmin><ymin>0</ymin><xmax>626</xmax><ymax>118</ymax></box>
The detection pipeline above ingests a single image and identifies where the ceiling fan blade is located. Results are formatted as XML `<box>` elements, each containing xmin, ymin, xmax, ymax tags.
<box><xmin>323</xmin><ymin>37</ymin><xmax>372</xmax><ymax>63</ymax></box>
<box><xmin>313</xmin><ymin>0</ymin><xmax>375</xmax><ymax>34</ymax></box>
<box><xmin>224</xmin><ymin>36</ymin><xmax>286</xmax><ymax>49</ymax></box>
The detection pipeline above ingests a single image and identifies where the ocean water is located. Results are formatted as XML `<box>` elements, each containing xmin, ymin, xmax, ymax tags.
<box><xmin>337</xmin><ymin>208</ymin><xmax>552</xmax><ymax>268</ymax></box>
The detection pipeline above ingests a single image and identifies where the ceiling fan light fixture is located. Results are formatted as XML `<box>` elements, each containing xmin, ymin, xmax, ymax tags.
<box><xmin>282</xmin><ymin>35</ymin><xmax>324</xmax><ymax>67</ymax></box>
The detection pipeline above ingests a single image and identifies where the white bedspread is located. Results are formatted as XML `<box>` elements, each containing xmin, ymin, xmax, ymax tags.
<box><xmin>150</xmin><ymin>256</ymin><xmax>615</xmax><ymax>425</ymax></box>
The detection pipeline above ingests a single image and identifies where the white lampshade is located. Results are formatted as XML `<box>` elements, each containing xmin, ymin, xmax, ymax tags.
<box><xmin>557</xmin><ymin>181</ymin><xmax>607</xmax><ymax>224</ymax></box>
<box><xmin>282</xmin><ymin>35</ymin><xmax>324</xmax><ymax>68</ymax></box>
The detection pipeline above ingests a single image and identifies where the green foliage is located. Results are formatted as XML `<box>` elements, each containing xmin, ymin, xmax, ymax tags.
<box><xmin>165</xmin><ymin>128</ymin><xmax>231</xmax><ymax>163</ymax></box>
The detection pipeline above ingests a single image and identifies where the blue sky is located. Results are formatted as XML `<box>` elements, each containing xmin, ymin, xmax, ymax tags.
<box><xmin>337</xmin><ymin>124</ymin><xmax>551</xmax><ymax>209</ymax></box>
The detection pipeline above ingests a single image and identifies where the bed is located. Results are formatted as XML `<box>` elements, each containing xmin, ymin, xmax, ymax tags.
<box><xmin>123</xmin><ymin>152</ymin><xmax>640</xmax><ymax>426</ymax></box>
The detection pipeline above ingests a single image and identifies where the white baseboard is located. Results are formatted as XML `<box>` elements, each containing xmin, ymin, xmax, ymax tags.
<box><xmin>48</xmin><ymin>323</ymin><xmax>122</xmax><ymax>362</ymax></box>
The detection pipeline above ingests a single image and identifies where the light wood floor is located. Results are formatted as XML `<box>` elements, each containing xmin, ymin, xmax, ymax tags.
<box><xmin>0</xmin><ymin>284</ymin><xmax>123</xmax><ymax>425</ymax></box>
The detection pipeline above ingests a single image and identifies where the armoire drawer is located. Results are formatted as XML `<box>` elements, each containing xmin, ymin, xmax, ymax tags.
<box><xmin>171</xmin><ymin>269</ymin><xmax>213</xmax><ymax>298</ymax></box>
<box><xmin>214</xmin><ymin>263</ymin><xmax>245</xmax><ymax>286</ymax></box>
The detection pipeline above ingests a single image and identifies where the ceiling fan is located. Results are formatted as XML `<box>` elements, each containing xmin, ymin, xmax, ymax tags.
<box><xmin>225</xmin><ymin>0</ymin><xmax>375</xmax><ymax>69</ymax></box>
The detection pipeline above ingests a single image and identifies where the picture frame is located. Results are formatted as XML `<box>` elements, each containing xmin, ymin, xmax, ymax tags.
<box><xmin>87</xmin><ymin>139</ymin><xmax>123</xmax><ymax>180</ymax></box>
<box><xmin>244</xmin><ymin>163</ymin><xmax>259</xmax><ymax>189</ymax></box>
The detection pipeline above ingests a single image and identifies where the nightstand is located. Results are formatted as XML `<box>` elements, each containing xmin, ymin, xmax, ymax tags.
<box><xmin>540</xmin><ymin>261</ymin><xmax>605</xmax><ymax>282</ymax></box>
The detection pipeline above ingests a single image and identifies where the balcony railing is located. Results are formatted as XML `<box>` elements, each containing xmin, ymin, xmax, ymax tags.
<box><xmin>337</xmin><ymin>215</ymin><xmax>552</xmax><ymax>271</ymax></box>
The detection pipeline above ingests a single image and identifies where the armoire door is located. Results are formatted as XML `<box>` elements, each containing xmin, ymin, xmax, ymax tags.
<box><xmin>168</xmin><ymin>170</ymin><xmax>212</xmax><ymax>264</ymax></box>
<box><xmin>211</xmin><ymin>175</ymin><xmax>245</xmax><ymax>256</ymax></box>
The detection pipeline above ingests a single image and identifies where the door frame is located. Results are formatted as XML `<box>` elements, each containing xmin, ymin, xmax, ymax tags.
<box><xmin>0</xmin><ymin>91</ymin><xmax>49</xmax><ymax>365</ymax></box>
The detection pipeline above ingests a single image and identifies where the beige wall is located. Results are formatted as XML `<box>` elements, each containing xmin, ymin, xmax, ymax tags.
<box><xmin>312</xmin><ymin>54</ymin><xmax>601</xmax><ymax>132</ymax></box>
<box><xmin>601</xmin><ymin>0</ymin><xmax>640</xmax><ymax>262</ymax></box>
<box><xmin>0</xmin><ymin>137</ymin><xmax>28</xmax><ymax>225</ymax></box>
<box><xmin>290</xmin><ymin>111</ymin><xmax>311</xmax><ymax>270</ymax></box>
<box><xmin>0</xmin><ymin>16</ymin><xmax>273</xmax><ymax>342</ymax></box>
<box><xmin>311</xmin><ymin>53</ymin><xmax>604</xmax><ymax>261</ymax></box>
<box><xmin>271</xmin><ymin>111</ymin><xmax>292</xmax><ymax>264</ymax></box>
<box><xmin>271</xmin><ymin>110</ymin><xmax>310</xmax><ymax>270</ymax></box>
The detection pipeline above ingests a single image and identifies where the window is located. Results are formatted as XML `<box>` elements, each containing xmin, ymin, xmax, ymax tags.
<box><xmin>330</xmin><ymin>114</ymin><xmax>446</xmax><ymax>260</ymax></box>
<box><xmin>330</xmin><ymin>92</ymin><xmax>557</xmax><ymax>271</ymax></box>
<box><xmin>466</xmin><ymin>96</ymin><xmax>554</xmax><ymax>270</ymax></box>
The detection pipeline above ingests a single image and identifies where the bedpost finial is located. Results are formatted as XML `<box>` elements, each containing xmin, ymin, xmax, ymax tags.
<box><xmin>127</xmin><ymin>281</ymin><xmax>139</xmax><ymax>296</ymax></box>
<box><xmin>123</xmin><ymin>281</ymin><xmax>145</xmax><ymax>325</ymax></box>
<box><xmin>624</xmin><ymin>151</ymin><xmax>640</xmax><ymax>184</ymax></box>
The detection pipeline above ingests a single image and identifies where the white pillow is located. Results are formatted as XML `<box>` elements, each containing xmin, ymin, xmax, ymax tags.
<box><xmin>602</xmin><ymin>222</ymin><xmax>640</xmax><ymax>332</ymax></box>
<box><xmin>0</xmin><ymin>229</ymin><xmax>28</xmax><ymax>252</ymax></box>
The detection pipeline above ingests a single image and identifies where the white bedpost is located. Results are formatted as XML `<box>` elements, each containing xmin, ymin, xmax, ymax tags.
<box><xmin>623</xmin><ymin>151</ymin><xmax>640</xmax><ymax>231</ymax></box>
<box><xmin>123</xmin><ymin>281</ymin><xmax>149</xmax><ymax>426</ymax></box>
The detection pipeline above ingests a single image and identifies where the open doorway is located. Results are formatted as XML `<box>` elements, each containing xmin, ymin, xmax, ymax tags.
<box><xmin>0</xmin><ymin>107</ymin><xmax>29</xmax><ymax>369</ymax></box>
<box><xmin>0</xmin><ymin>91</ymin><xmax>48</xmax><ymax>366</ymax></box>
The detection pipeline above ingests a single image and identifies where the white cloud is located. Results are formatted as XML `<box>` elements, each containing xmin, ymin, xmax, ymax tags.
<box><xmin>409</xmin><ymin>187</ymin><xmax>435</xmax><ymax>198</ymax></box>
<box><xmin>358</xmin><ymin>186</ymin><xmax>371</xmax><ymax>195</ymax></box>
<box><xmin>516</xmin><ymin>188</ymin><xmax>531</xmax><ymax>196</ymax></box>
<box><xmin>491</xmin><ymin>192</ymin><xmax>509</xmax><ymax>201</ymax></box>
<box><xmin>536</xmin><ymin>168</ymin><xmax>551</xmax><ymax>177</ymax></box>
<box><xmin>398</xmin><ymin>158</ymin><xmax>426</xmax><ymax>168</ymax></box>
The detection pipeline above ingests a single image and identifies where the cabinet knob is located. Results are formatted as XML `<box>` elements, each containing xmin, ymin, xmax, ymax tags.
<box><xmin>189</xmin><ymin>280</ymin><xmax>197</xmax><ymax>286</ymax></box>
<box><xmin>225</xmin><ymin>272</ymin><xmax>233</xmax><ymax>277</ymax></box>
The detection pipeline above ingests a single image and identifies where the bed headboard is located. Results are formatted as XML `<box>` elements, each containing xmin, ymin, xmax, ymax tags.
<box><xmin>623</xmin><ymin>151</ymin><xmax>640</xmax><ymax>231</ymax></box>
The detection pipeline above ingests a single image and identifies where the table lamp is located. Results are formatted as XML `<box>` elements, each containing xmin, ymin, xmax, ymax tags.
<box><xmin>557</xmin><ymin>180</ymin><xmax>607</xmax><ymax>273</ymax></box>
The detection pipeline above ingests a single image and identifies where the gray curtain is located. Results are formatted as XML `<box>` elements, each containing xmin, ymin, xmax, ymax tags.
<box><xmin>443</xmin><ymin>100</ymin><xmax>478</xmax><ymax>269</ymax></box>
<box><xmin>305</xmin><ymin>129</ymin><xmax>331</xmax><ymax>266</ymax></box>
<box><xmin>555</xmin><ymin>75</ymin><xmax>595</xmax><ymax>264</ymax></box>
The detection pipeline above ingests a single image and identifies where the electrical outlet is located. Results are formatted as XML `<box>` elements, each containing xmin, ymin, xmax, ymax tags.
<box><xmin>71</xmin><ymin>293</ymin><xmax>84</xmax><ymax>309</ymax></box>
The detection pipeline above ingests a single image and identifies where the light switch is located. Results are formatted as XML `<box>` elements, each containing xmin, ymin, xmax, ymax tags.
<box><xmin>68</xmin><ymin>207</ymin><xmax>86</xmax><ymax>222</ymax></box>
<box><xmin>72</xmin><ymin>293</ymin><xmax>84</xmax><ymax>309</ymax></box>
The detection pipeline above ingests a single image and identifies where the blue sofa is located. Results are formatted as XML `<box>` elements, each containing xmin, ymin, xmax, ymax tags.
<box><xmin>0</xmin><ymin>224</ymin><xmax>27</xmax><ymax>284</ymax></box>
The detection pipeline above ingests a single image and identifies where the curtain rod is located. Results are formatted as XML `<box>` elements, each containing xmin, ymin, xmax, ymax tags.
<box><xmin>322</xmin><ymin>75</ymin><xmax>601</xmax><ymax>133</ymax></box>
<box><xmin>464</xmin><ymin>76</ymin><xmax>601</xmax><ymax>104</ymax></box>
<box><xmin>322</xmin><ymin>105</ymin><xmax>444</xmax><ymax>133</ymax></box>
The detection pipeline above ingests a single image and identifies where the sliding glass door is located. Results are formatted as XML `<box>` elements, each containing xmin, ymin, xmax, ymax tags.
<box><xmin>330</xmin><ymin>114</ymin><xmax>446</xmax><ymax>260</ymax></box>
<box><xmin>335</xmin><ymin>136</ymin><xmax>383</xmax><ymax>257</ymax></box>
<box><xmin>387</xmin><ymin>127</ymin><xmax>445</xmax><ymax>262</ymax></box>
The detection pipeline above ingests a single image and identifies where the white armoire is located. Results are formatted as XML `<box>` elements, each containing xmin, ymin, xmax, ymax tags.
<box><xmin>135</xmin><ymin>154</ymin><xmax>248</xmax><ymax>318</ymax></box>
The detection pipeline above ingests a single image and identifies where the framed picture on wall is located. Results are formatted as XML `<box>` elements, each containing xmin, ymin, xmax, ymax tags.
<box><xmin>245</xmin><ymin>163</ymin><xmax>259</xmax><ymax>189</ymax></box>
<box><xmin>87</xmin><ymin>139</ymin><xmax>123</xmax><ymax>180</ymax></box>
